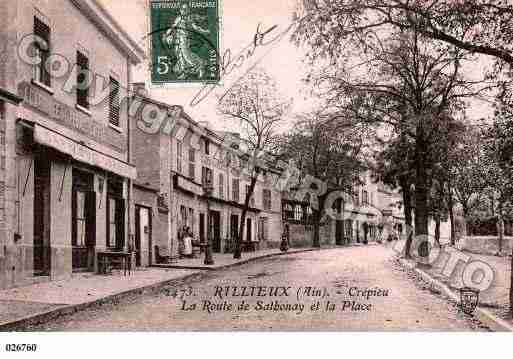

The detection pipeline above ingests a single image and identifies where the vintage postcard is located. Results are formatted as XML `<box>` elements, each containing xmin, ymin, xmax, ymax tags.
<box><xmin>1</xmin><ymin>0</ymin><xmax>513</xmax><ymax>355</ymax></box>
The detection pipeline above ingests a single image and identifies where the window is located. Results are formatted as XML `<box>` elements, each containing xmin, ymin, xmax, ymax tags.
<box><xmin>362</xmin><ymin>190</ymin><xmax>368</xmax><ymax>205</ymax></box>
<box><xmin>177</xmin><ymin>141</ymin><xmax>183</xmax><ymax>174</ymax></box>
<box><xmin>263</xmin><ymin>189</ymin><xmax>271</xmax><ymax>210</ymax></box>
<box><xmin>188</xmin><ymin>208</ymin><xmax>194</xmax><ymax>232</ymax></box>
<box><xmin>109</xmin><ymin>77</ymin><xmax>120</xmax><ymax>126</ymax></box>
<box><xmin>258</xmin><ymin>217</ymin><xmax>269</xmax><ymax>241</ymax></box>
<box><xmin>345</xmin><ymin>219</ymin><xmax>353</xmax><ymax>239</ymax></box>
<box><xmin>76</xmin><ymin>50</ymin><xmax>89</xmax><ymax>109</ymax></box>
<box><xmin>180</xmin><ymin>205</ymin><xmax>187</xmax><ymax>228</ymax></box>
<box><xmin>232</xmin><ymin>178</ymin><xmax>239</xmax><ymax>202</ymax></box>
<box><xmin>74</xmin><ymin>191</ymin><xmax>87</xmax><ymax>247</ymax></box>
<box><xmin>294</xmin><ymin>204</ymin><xmax>303</xmax><ymax>221</ymax></box>
<box><xmin>34</xmin><ymin>16</ymin><xmax>51</xmax><ymax>87</ymax></box>
<box><xmin>204</xmin><ymin>139</ymin><xmax>210</xmax><ymax>155</ymax></box>
<box><xmin>353</xmin><ymin>187</ymin><xmax>359</xmax><ymax>206</ymax></box>
<box><xmin>188</xmin><ymin>148</ymin><xmax>195</xmax><ymax>180</ymax></box>
<box><xmin>202</xmin><ymin>166</ymin><xmax>212</xmax><ymax>186</ymax></box>
<box><xmin>218</xmin><ymin>173</ymin><xmax>224</xmax><ymax>198</ymax></box>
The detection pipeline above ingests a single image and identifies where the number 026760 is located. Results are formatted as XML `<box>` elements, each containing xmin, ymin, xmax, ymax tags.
<box><xmin>5</xmin><ymin>344</ymin><xmax>38</xmax><ymax>352</ymax></box>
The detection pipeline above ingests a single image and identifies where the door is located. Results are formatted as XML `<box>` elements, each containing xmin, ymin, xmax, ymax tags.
<box><xmin>211</xmin><ymin>211</ymin><xmax>221</xmax><ymax>253</ymax></box>
<box><xmin>71</xmin><ymin>170</ymin><xmax>95</xmax><ymax>271</ymax></box>
<box><xmin>246</xmin><ymin>218</ymin><xmax>252</xmax><ymax>243</ymax></box>
<box><xmin>230</xmin><ymin>214</ymin><xmax>238</xmax><ymax>252</ymax></box>
<box><xmin>199</xmin><ymin>213</ymin><xmax>205</xmax><ymax>244</ymax></box>
<box><xmin>135</xmin><ymin>206</ymin><xmax>151</xmax><ymax>267</ymax></box>
<box><xmin>335</xmin><ymin>220</ymin><xmax>344</xmax><ymax>245</ymax></box>
<box><xmin>33</xmin><ymin>156</ymin><xmax>51</xmax><ymax>276</ymax></box>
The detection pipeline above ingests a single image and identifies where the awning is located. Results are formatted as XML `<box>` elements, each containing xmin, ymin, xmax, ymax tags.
<box><xmin>33</xmin><ymin>124</ymin><xmax>137</xmax><ymax>179</ymax></box>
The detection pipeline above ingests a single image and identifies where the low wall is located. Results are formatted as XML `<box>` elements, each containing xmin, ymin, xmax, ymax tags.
<box><xmin>456</xmin><ymin>235</ymin><xmax>513</xmax><ymax>255</ymax></box>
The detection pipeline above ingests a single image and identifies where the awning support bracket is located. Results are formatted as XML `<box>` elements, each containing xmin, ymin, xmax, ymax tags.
<box><xmin>22</xmin><ymin>158</ymin><xmax>34</xmax><ymax>197</ymax></box>
<box><xmin>59</xmin><ymin>157</ymin><xmax>72</xmax><ymax>202</ymax></box>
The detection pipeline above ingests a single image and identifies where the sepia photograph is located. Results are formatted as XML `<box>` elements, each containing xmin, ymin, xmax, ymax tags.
<box><xmin>0</xmin><ymin>0</ymin><xmax>513</xmax><ymax>356</ymax></box>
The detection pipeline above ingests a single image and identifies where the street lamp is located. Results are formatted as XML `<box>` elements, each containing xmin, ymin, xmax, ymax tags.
<box><xmin>203</xmin><ymin>177</ymin><xmax>214</xmax><ymax>265</ymax></box>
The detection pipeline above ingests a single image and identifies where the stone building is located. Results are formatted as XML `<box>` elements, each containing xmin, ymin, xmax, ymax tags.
<box><xmin>130</xmin><ymin>90</ymin><xmax>284</xmax><ymax>263</ymax></box>
<box><xmin>0</xmin><ymin>0</ymin><xmax>144</xmax><ymax>289</ymax></box>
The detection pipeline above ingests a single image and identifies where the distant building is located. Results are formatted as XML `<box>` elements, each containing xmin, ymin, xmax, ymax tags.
<box><xmin>282</xmin><ymin>171</ymin><xmax>406</xmax><ymax>247</ymax></box>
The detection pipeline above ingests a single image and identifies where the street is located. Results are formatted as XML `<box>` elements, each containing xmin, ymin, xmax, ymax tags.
<box><xmin>28</xmin><ymin>245</ymin><xmax>487</xmax><ymax>331</ymax></box>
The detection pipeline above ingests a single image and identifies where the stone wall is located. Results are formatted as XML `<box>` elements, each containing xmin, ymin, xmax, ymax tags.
<box><xmin>456</xmin><ymin>235</ymin><xmax>513</xmax><ymax>255</ymax></box>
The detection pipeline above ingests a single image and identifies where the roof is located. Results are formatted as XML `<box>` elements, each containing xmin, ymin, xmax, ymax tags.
<box><xmin>70</xmin><ymin>0</ymin><xmax>146</xmax><ymax>64</ymax></box>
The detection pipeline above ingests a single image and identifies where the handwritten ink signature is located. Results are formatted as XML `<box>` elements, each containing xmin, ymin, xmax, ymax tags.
<box><xmin>190</xmin><ymin>21</ymin><xmax>297</xmax><ymax>106</ymax></box>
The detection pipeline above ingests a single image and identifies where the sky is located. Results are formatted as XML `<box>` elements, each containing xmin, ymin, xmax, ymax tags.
<box><xmin>99</xmin><ymin>0</ymin><xmax>494</xmax><ymax>133</ymax></box>
<box><xmin>99</xmin><ymin>0</ymin><xmax>310</xmax><ymax>133</ymax></box>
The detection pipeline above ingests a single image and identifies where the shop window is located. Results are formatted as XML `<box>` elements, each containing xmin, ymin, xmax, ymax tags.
<box><xmin>74</xmin><ymin>191</ymin><xmax>87</xmax><ymax>246</ymax></box>
<box><xmin>109</xmin><ymin>77</ymin><xmax>120</xmax><ymax>126</ymax></box>
<box><xmin>106</xmin><ymin>181</ymin><xmax>124</xmax><ymax>249</ymax></box>
<box><xmin>34</xmin><ymin>16</ymin><xmax>51</xmax><ymax>87</ymax></box>
<box><xmin>76</xmin><ymin>50</ymin><xmax>89</xmax><ymax>109</ymax></box>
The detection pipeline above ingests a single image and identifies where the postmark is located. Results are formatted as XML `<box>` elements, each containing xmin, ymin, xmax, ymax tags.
<box><xmin>150</xmin><ymin>0</ymin><xmax>220</xmax><ymax>83</ymax></box>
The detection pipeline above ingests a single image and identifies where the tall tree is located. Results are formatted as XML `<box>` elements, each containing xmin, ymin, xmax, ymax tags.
<box><xmin>218</xmin><ymin>69</ymin><xmax>290</xmax><ymax>259</ymax></box>
<box><xmin>297</xmin><ymin>25</ymin><xmax>487</xmax><ymax>258</ymax></box>
<box><xmin>294</xmin><ymin>0</ymin><xmax>513</xmax><ymax>66</ymax></box>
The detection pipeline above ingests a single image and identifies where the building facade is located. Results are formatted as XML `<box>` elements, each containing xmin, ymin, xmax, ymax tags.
<box><xmin>131</xmin><ymin>91</ymin><xmax>283</xmax><ymax>264</ymax></box>
<box><xmin>283</xmin><ymin>171</ymin><xmax>405</xmax><ymax>247</ymax></box>
<box><xmin>0</xmin><ymin>0</ymin><xmax>144</xmax><ymax>289</ymax></box>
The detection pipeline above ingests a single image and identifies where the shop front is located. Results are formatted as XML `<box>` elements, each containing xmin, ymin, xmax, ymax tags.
<box><xmin>17</xmin><ymin>121</ymin><xmax>136</xmax><ymax>279</ymax></box>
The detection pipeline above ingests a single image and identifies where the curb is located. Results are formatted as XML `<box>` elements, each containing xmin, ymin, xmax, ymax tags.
<box><xmin>398</xmin><ymin>258</ymin><xmax>513</xmax><ymax>332</ymax></box>
<box><xmin>0</xmin><ymin>246</ymin><xmax>324</xmax><ymax>331</ymax></box>
<box><xmin>152</xmin><ymin>247</ymin><xmax>319</xmax><ymax>271</ymax></box>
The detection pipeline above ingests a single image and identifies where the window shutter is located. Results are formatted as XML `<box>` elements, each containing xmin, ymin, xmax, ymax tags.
<box><xmin>109</xmin><ymin>77</ymin><xmax>120</xmax><ymax>126</ymax></box>
<box><xmin>76</xmin><ymin>51</ymin><xmax>89</xmax><ymax>109</ymax></box>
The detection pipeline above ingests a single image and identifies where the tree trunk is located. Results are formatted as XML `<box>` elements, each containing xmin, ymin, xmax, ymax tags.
<box><xmin>435</xmin><ymin>214</ymin><xmax>441</xmax><ymax>248</ymax></box>
<box><xmin>510</xmin><ymin>249</ymin><xmax>513</xmax><ymax>318</ymax></box>
<box><xmin>448</xmin><ymin>183</ymin><xmax>455</xmax><ymax>245</ymax></box>
<box><xmin>234</xmin><ymin>174</ymin><xmax>259</xmax><ymax>259</ymax></box>
<box><xmin>414</xmin><ymin>130</ymin><xmax>430</xmax><ymax>262</ymax></box>
<box><xmin>400</xmin><ymin>177</ymin><xmax>413</xmax><ymax>258</ymax></box>
<box><xmin>498</xmin><ymin>204</ymin><xmax>504</xmax><ymax>254</ymax></box>
<box><xmin>312</xmin><ymin>195</ymin><xmax>325</xmax><ymax>248</ymax></box>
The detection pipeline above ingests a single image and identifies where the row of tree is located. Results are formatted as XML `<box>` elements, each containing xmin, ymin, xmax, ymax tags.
<box><xmin>284</xmin><ymin>0</ymin><xmax>513</xmax><ymax>317</ymax></box>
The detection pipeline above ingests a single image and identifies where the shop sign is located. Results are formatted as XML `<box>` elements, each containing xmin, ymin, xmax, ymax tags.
<box><xmin>34</xmin><ymin>125</ymin><xmax>136</xmax><ymax>179</ymax></box>
<box><xmin>18</xmin><ymin>82</ymin><xmax>126</xmax><ymax>152</ymax></box>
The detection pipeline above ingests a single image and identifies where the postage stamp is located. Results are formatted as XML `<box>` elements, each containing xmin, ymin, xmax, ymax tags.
<box><xmin>150</xmin><ymin>0</ymin><xmax>220</xmax><ymax>83</ymax></box>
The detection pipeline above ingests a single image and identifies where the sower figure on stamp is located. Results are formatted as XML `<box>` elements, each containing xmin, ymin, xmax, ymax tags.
<box><xmin>163</xmin><ymin>3</ymin><xmax>210</xmax><ymax>80</ymax></box>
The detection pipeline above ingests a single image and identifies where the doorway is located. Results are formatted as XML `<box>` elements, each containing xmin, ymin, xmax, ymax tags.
<box><xmin>335</xmin><ymin>220</ymin><xmax>344</xmax><ymax>245</ymax></box>
<box><xmin>210</xmin><ymin>210</ymin><xmax>221</xmax><ymax>253</ymax></box>
<box><xmin>230</xmin><ymin>214</ymin><xmax>238</xmax><ymax>252</ymax></box>
<box><xmin>135</xmin><ymin>206</ymin><xmax>151</xmax><ymax>267</ymax></box>
<box><xmin>33</xmin><ymin>155</ymin><xmax>51</xmax><ymax>276</ymax></box>
<box><xmin>71</xmin><ymin>169</ymin><xmax>95</xmax><ymax>272</ymax></box>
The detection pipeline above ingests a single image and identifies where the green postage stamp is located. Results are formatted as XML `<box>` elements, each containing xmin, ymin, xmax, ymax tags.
<box><xmin>150</xmin><ymin>0</ymin><xmax>220</xmax><ymax>83</ymax></box>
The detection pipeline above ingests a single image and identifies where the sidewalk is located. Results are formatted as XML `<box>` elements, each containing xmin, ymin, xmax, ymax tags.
<box><xmin>0</xmin><ymin>246</ymin><xmax>318</xmax><ymax>330</ymax></box>
<box><xmin>154</xmin><ymin>247</ymin><xmax>317</xmax><ymax>270</ymax></box>
<box><xmin>396</xmin><ymin>242</ymin><xmax>513</xmax><ymax>331</ymax></box>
